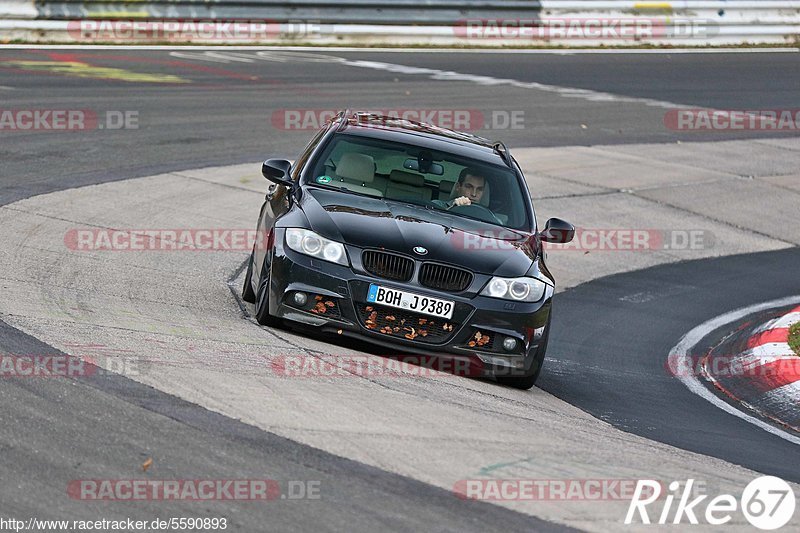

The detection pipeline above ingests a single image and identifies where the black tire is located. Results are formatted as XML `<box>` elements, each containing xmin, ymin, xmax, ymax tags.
<box><xmin>242</xmin><ymin>250</ymin><xmax>256</xmax><ymax>304</ymax></box>
<box><xmin>254</xmin><ymin>253</ymin><xmax>281</xmax><ymax>327</ymax></box>
<box><xmin>496</xmin><ymin>316</ymin><xmax>551</xmax><ymax>390</ymax></box>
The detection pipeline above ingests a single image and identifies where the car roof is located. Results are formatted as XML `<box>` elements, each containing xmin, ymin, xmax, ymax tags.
<box><xmin>335</xmin><ymin>112</ymin><xmax>510</xmax><ymax>166</ymax></box>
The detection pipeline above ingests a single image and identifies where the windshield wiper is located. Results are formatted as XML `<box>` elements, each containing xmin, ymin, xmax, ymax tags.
<box><xmin>381</xmin><ymin>197</ymin><xmax>430</xmax><ymax>209</ymax></box>
<box><xmin>312</xmin><ymin>184</ymin><xmax>382</xmax><ymax>199</ymax></box>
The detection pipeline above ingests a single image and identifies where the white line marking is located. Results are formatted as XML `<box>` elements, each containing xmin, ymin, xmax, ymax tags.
<box><xmin>168</xmin><ymin>51</ymin><xmax>237</xmax><ymax>63</ymax></box>
<box><xmin>762</xmin><ymin>383</ymin><xmax>800</xmax><ymax>407</ymax></box>
<box><xmin>340</xmin><ymin>58</ymin><xmax>687</xmax><ymax>109</ymax></box>
<box><xmin>754</xmin><ymin>311</ymin><xmax>800</xmax><ymax>333</ymax></box>
<box><xmin>168</xmin><ymin>50</ymin><xmax>342</xmax><ymax>64</ymax></box>
<box><xmin>199</xmin><ymin>51</ymin><xmax>257</xmax><ymax>63</ymax></box>
<box><xmin>740</xmin><ymin>342</ymin><xmax>796</xmax><ymax>360</ymax></box>
<box><xmin>717</xmin><ymin>353</ymin><xmax>798</xmax><ymax>377</ymax></box>
<box><xmin>668</xmin><ymin>295</ymin><xmax>800</xmax><ymax>446</ymax></box>
<box><xmin>166</xmin><ymin>49</ymin><xmax>772</xmax><ymax>113</ymax></box>
<box><xmin>166</xmin><ymin>49</ymin><xmax>689</xmax><ymax>108</ymax></box>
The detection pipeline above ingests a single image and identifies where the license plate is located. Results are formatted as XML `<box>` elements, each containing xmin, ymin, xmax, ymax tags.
<box><xmin>366</xmin><ymin>284</ymin><xmax>454</xmax><ymax>319</ymax></box>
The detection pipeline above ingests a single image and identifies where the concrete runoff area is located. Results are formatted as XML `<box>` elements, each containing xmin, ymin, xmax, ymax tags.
<box><xmin>0</xmin><ymin>137</ymin><xmax>798</xmax><ymax>531</ymax></box>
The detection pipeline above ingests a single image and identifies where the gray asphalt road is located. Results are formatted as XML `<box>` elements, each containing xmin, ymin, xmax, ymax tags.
<box><xmin>1</xmin><ymin>48</ymin><xmax>798</xmax><ymax>529</ymax></box>
<box><xmin>2</xmin><ymin>49</ymin><xmax>798</xmax><ymax>204</ymax></box>
<box><xmin>540</xmin><ymin>248</ymin><xmax>800</xmax><ymax>484</ymax></box>
<box><xmin>0</xmin><ymin>321</ymin><xmax>570</xmax><ymax>531</ymax></box>
<box><xmin>343</xmin><ymin>50</ymin><xmax>800</xmax><ymax>109</ymax></box>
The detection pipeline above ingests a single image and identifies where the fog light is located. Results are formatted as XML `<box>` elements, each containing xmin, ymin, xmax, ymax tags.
<box><xmin>293</xmin><ymin>292</ymin><xmax>308</xmax><ymax>306</ymax></box>
<box><xmin>502</xmin><ymin>337</ymin><xmax>518</xmax><ymax>352</ymax></box>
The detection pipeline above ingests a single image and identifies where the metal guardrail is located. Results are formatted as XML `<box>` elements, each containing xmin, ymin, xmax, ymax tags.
<box><xmin>2</xmin><ymin>1</ymin><xmax>37</xmax><ymax>19</ymax></box>
<box><xmin>37</xmin><ymin>1</ymin><xmax>546</xmax><ymax>24</ymax></box>
<box><xmin>1</xmin><ymin>1</ymin><xmax>799</xmax><ymax>45</ymax></box>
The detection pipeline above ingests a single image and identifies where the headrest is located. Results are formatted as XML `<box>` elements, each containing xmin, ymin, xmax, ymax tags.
<box><xmin>438</xmin><ymin>180</ymin><xmax>456</xmax><ymax>194</ymax></box>
<box><xmin>336</xmin><ymin>153</ymin><xmax>375</xmax><ymax>183</ymax></box>
<box><xmin>389</xmin><ymin>169</ymin><xmax>424</xmax><ymax>186</ymax></box>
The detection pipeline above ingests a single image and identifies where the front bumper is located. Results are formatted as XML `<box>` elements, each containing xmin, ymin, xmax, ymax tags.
<box><xmin>266</xmin><ymin>239</ymin><xmax>553</xmax><ymax>378</ymax></box>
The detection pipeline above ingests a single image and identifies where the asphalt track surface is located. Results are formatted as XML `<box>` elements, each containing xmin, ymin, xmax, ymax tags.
<box><xmin>1</xmin><ymin>48</ymin><xmax>799</xmax><ymax>528</ymax></box>
<box><xmin>2</xmin><ymin>49</ymin><xmax>800</xmax><ymax>203</ymax></box>
<box><xmin>0</xmin><ymin>321</ymin><xmax>570</xmax><ymax>531</ymax></box>
<box><xmin>540</xmin><ymin>248</ymin><xmax>800</xmax><ymax>484</ymax></box>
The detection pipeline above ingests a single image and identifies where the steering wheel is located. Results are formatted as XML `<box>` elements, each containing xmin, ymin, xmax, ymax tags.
<box><xmin>449</xmin><ymin>203</ymin><xmax>503</xmax><ymax>225</ymax></box>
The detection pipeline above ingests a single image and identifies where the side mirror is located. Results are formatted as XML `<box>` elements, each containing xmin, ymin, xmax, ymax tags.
<box><xmin>262</xmin><ymin>159</ymin><xmax>293</xmax><ymax>186</ymax></box>
<box><xmin>540</xmin><ymin>218</ymin><xmax>575</xmax><ymax>244</ymax></box>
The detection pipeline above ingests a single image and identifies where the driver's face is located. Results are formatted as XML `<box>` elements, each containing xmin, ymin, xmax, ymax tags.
<box><xmin>458</xmin><ymin>175</ymin><xmax>485</xmax><ymax>203</ymax></box>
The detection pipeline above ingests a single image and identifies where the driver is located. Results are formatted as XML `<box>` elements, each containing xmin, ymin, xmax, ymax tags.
<box><xmin>431</xmin><ymin>168</ymin><xmax>504</xmax><ymax>224</ymax></box>
<box><xmin>449</xmin><ymin>168</ymin><xmax>486</xmax><ymax>208</ymax></box>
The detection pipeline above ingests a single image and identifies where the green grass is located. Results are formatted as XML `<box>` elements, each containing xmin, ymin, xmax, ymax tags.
<box><xmin>789</xmin><ymin>322</ymin><xmax>800</xmax><ymax>357</ymax></box>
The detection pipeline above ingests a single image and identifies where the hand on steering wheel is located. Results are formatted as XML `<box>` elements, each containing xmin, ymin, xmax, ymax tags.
<box><xmin>451</xmin><ymin>196</ymin><xmax>472</xmax><ymax>207</ymax></box>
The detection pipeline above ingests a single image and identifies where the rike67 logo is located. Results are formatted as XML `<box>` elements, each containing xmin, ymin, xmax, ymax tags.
<box><xmin>626</xmin><ymin>477</ymin><xmax>795</xmax><ymax>530</ymax></box>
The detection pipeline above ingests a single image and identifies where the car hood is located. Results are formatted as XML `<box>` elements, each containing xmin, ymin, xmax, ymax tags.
<box><xmin>299</xmin><ymin>188</ymin><xmax>536</xmax><ymax>276</ymax></box>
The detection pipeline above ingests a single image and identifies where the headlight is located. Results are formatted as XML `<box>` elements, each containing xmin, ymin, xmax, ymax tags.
<box><xmin>285</xmin><ymin>228</ymin><xmax>348</xmax><ymax>266</ymax></box>
<box><xmin>480</xmin><ymin>276</ymin><xmax>547</xmax><ymax>302</ymax></box>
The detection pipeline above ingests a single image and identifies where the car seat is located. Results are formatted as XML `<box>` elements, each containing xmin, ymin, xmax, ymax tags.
<box><xmin>333</xmin><ymin>153</ymin><xmax>383</xmax><ymax>197</ymax></box>
<box><xmin>385</xmin><ymin>170</ymin><xmax>432</xmax><ymax>202</ymax></box>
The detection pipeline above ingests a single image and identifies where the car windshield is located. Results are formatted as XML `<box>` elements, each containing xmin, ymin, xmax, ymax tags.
<box><xmin>305</xmin><ymin>133</ymin><xmax>531</xmax><ymax>230</ymax></box>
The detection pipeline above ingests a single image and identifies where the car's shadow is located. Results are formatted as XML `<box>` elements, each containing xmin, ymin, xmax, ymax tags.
<box><xmin>230</xmin><ymin>265</ymin><xmax>500</xmax><ymax>386</ymax></box>
<box><xmin>278</xmin><ymin>320</ymin><xmax>499</xmax><ymax>385</ymax></box>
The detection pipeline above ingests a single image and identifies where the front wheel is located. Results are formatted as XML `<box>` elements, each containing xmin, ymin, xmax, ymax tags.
<box><xmin>254</xmin><ymin>253</ymin><xmax>281</xmax><ymax>327</ymax></box>
<box><xmin>242</xmin><ymin>249</ymin><xmax>256</xmax><ymax>303</ymax></box>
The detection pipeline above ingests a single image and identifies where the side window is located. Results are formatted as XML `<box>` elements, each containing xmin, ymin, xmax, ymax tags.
<box><xmin>291</xmin><ymin>126</ymin><xmax>328</xmax><ymax>180</ymax></box>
